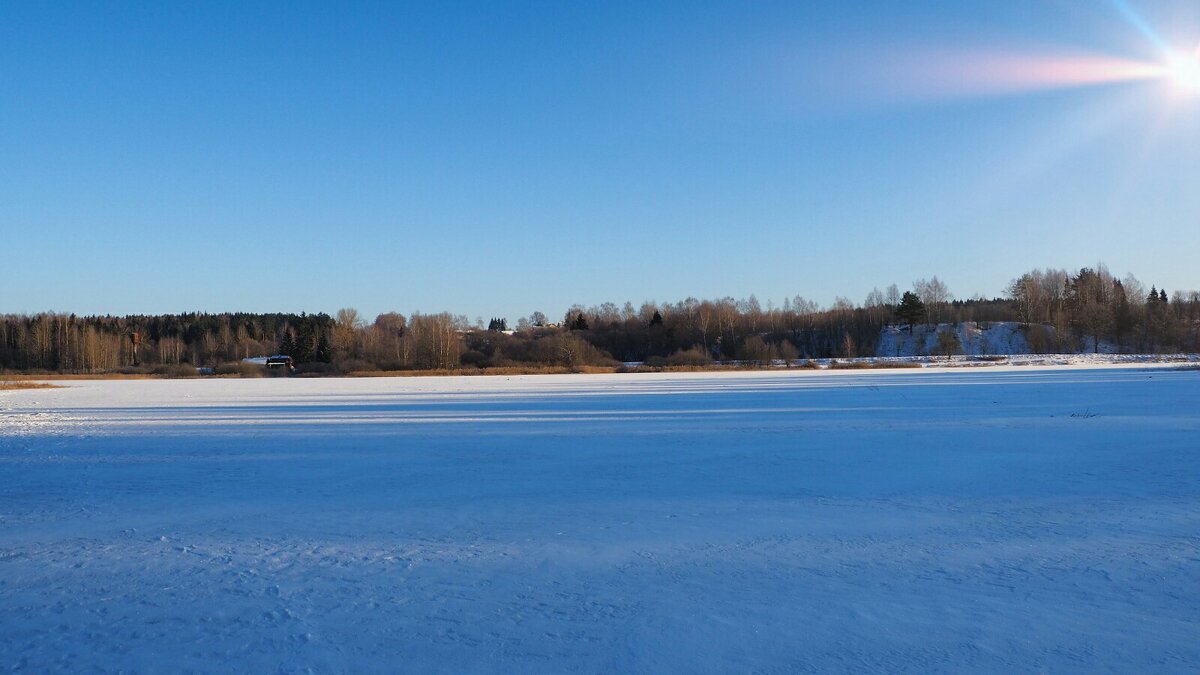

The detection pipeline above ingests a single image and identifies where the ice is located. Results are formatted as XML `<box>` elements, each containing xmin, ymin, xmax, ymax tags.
<box><xmin>1</xmin><ymin>367</ymin><xmax>1198</xmax><ymax>672</ymax></box>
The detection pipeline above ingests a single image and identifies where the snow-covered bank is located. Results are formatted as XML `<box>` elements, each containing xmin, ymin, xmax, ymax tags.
<box><xmin>878</xmin><ymin>321</ymin><xmax>1036</xmax><ymax>356</ymax></box>
<box><xmin>833</xmin><ymin>351</ymin><xmax>1199</xmax><ymax>369</ymax></box>
<box><xmin>2</xmin><ymin>369</ymin><xmax>1199</xmax><ymax>672</ymax></box>
<box><xmin>873</xmin><ymin>321</ymin><xmax>1177</xmax><ymax>357</ymax></box>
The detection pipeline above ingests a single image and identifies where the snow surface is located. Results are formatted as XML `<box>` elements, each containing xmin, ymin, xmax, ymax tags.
<box><xmin>2</xmin><ymin>368</ymin><xmax>1199</xmax><ymax>672</ymax></box>
<box><xmin>878</xmin><ymin>321</ymin><xmax>1049</xmax><ymax>357</ymax></box>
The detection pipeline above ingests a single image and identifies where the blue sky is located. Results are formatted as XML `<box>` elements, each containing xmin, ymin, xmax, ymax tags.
<box><xmin>3</xmin><ymin>1</ymin><xmax>1199</xmax><ymax>321</ymax></box>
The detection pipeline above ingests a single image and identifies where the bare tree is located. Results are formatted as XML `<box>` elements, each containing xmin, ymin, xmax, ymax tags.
<box><xmin>914</xmin><ymin>276</ymin><xmax>952</xmax><ymax>323</ymax></box>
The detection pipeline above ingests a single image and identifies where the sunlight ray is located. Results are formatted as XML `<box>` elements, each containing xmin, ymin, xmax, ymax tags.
<box><xmin>1108</xmin><ymin>0</ymin><xmax>1171</xmax><ymax>55</ymax></box>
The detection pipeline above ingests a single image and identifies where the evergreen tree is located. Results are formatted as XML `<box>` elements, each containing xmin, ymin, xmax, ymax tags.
<box><xmin>650</xmin><ymin>310</ymin><xmax>664</xmax><ymax>327</ymax></box>
<box><xmin>279</xmin><ymin>330</ymin><xmax>295</xmax><ymax>357</ymax></box>
<box><xmin>1112</xmin><ymin>279</ymin><xmax>1132</xmax><ymax>347</ymax></box>
<box><xmin>315</xmin><ymin>334</ymin><xmax>332</xmax><ymax>363</ymax></box>
<box><xmin>295</xmin><ymin>322</ymin><xmax>315</xmax><ymax>363</ymax></box>
<box><xmin>1160</xmin><ymin>288</ymin><xmax>1168</xmax><ymax>304</ymax></box>
<box><xmin>895</xmin><ymin>292</ymin><xmax>925</xmax><ymax>332</ymax></box>
<box><xmin>570</xmin><ymin>313</ymin><xmax>589</xmax><ymax>331</ymax></box>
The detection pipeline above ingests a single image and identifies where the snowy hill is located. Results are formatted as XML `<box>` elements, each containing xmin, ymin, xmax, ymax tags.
<box><xmin>877</xmin><ymin>321</ymin><xmax>1131</xmax><ymax>357</ymax></box>
<box><xmin>878</xmin><ymin>322</ymin><xmax>1037</xmax><ymax>357</ymax></box>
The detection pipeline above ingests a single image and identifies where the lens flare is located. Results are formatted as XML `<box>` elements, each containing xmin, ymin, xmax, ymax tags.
<box><xmin>879</xmin><ymin>51</ymin><xmax>1167</xmax><ymax>101</ymax></box>
<box><xmin>1163</xmin><ymin>48</ymin><xmax>1200</xmax><ymax>95</ymax></box>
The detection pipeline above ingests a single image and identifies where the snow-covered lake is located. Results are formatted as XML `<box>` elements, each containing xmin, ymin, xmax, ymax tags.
<box><xmin>2</xmin><ymin>367</ymin><xmax>1198</xmax><ymax>672</ymax></box>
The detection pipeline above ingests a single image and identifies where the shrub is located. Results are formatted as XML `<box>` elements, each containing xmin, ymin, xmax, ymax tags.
<box><xmin>459</xmin><ymin>350</ymin><xmax>489</xmax><ymax>368</ymax></box>
<box><xmin>1025</xmin><ymin>324</ymin><xmax>1054</xmax><ymax>354</ymax></box>
<box><xmin>293</xmin><ymin>362</ymin><xmax>335</xmax><ymax>376</ymax></box>
<box><xmin>736</xmin><ymin>336</ymin><xmax>774</xmax><ymax>364</ymax></box>
<box><xmin>665</xmin><ymin>347</ymin><xmax>712</xmax><ymax>367</ymax></box>
<box><xmin>335</xmin><ymin>358</ymin><xmax>378</xmax><ymax>374</ymax></box>
<box><xmin>152</xmin><ymin>363</ymin><xmax>200</xmax><ymax>378</ymax></box>
<box><xmin>776</xmin><ymin>341</ymin><xmax>800</xmax><ymax>365</ymax></box>
<box><xmin>216</xmin><ymin>362</ymin><xmax>265</xmax><ymax>378</ymax></box>
<box><xmin>529</xmin><ymin>334</ymin><xmax>619</xmax><ymax>368</ymax></box>
<box><xmin>934</xmin><ymin>329</ymin><xmax>962</xmax><ymax>358</ymax></box>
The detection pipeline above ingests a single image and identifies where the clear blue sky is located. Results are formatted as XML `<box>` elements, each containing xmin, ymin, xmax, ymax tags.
<box><xmin>3</xmin><ymin>1</ymin><xmax>1198</xmax><ymax>322</ymax></box>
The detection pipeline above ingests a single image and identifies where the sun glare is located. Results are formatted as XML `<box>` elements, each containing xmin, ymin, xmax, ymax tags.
<box><xmin>1164</xmin><ymin>48</ymin><xmax>1200</xmax><ymax>95</ymax></box>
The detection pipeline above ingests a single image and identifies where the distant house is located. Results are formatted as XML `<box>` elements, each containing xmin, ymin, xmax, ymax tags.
<box><xmin>242</xmin><ymin>355</ymin><xmax>295</xmax><ymax>371</ymax></box>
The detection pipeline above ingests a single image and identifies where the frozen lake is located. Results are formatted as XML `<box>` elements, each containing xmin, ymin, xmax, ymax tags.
<box><xmin>2</xmin><ymin>367</ymin><xmax>1198</xmax><ymax>672</ymax></box>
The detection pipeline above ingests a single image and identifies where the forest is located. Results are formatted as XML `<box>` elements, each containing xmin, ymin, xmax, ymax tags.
<box><xmin>2</xmin><ymin>265</ymin><xmax>1198</xmax><ymax>374</ymax></box>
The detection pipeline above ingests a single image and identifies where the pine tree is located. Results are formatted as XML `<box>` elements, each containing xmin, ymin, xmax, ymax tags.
<box><xmin>315</xmin><ymin>334</ymin><xmax>332</xmax><ymax>363</ymax></box>
<box><xmin>279</xmin><ymin>330</ymin><xmax>295</xmax><ymax>357</ymax></box>
<box><xmin>295</xmin><ymin>322</ymin><xmax>314</xmax><ymax>363</ymax></box>
<box><xmin>895</xmin><ymin>291</ymin><xmax>925</xmax><ymax>332</ymax></box>
<box><xmin>650</xmin><ymin>310</ymin><xmax>664</xmax><ymax>327</ymax></box>
<box><xmin>570</xmin><ymin>313</ymin><xmax>589</xmax><ymax>331</ymax></box>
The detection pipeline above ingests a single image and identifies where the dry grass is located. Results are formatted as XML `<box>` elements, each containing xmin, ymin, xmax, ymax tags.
<box><xmin>0</xmin><ymin>372</ymin><xmax>160</xmax><ymax>381</ymax></box>
<box><xmin>0</xmin><ymin>381</ymin><xmax>62</xmax><ymax>390</ymax></box>
<box><xmin>347</xmin><ymin>365</ymin><xmax>621</xmax><ymax>378</ymax></box>
<box><xmin>827</xmin><ymin>361</ymin><xmax>923</xmax><ymax>370</ymax></box>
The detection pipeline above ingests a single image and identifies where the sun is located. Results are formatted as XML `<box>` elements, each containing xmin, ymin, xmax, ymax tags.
<box><xmin>1164</xmin><ymin>48</ymin><xmax>1200</xmax><ymax>95</ymax></box>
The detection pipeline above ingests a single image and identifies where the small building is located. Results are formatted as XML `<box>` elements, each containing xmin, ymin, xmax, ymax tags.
<box><xmin>242</xmin><ymin>355</ymin><xmax>295</xmax><ymax>371</ymax></box>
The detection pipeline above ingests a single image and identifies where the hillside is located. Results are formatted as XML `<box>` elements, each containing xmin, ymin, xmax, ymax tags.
<box><xmin>878</xmin><ymin>322</ymin><xmax>1040</xmax><ymax>357</ymax></box>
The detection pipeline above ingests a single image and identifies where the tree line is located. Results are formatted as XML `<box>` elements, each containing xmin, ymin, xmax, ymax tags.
<box><xmin>2</xmin><ymin>265</ymin><xmax>1197</xmax><ymax>374</ymax></box>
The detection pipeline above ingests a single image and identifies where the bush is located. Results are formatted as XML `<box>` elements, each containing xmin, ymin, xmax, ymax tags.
<box><xmin>152</xmin><ymin>363</ymin><xmax>200</xmax><ymax>378</ymax></box>
<box><xmin>665</xmin><ymin>347</ymin><xmax>712</xmax><ymax>367</ymax></box>
<box><xmin>777</xmin><ymin>341</ymin><xmax>800</xmax><ymax>365</ymax></box>
<box><xmin>736</xmin><ymin>336</ymin><xmax>774</xmax><ymax>364</ymax></box>
<box><xmin>216</xmin><ymin>362</ymin><xmax>265</xmax><ymax>377</ymax></box>
<box><xmin>460</xmin><ymin>350</ymin><xmax>489</xmax><ymax>368</ymax></box>
<box><xmin>528</xmin><ymin>334</ymin><xmax>619</xmax><ymax>368</ymax></box>
<box><xmin>1025</xmin><ymin>325</ymin><xmax>1054</xmax><ymax>354</ymax></box>
<box><xmin>293</xmin><ymin>362</ymin><xmax>335</xmax><ymax>376</ymax></box>
<box><xmin>335</xmin><ymin>358</ymin><xmax>378</xmax><ymax>374</ymax></box>
<box><xmin>934</xmin><ymin>329</ymin><xmax>962</xmax><ymax>358</ymax></box>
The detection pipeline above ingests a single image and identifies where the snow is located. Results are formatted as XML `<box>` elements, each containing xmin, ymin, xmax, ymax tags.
<box><xmin>2</xmin><ymin>367</ymin><xmax>1199</xmax><ymax>672</ymax></box>
<box><xmin>878</xmin><ymin>321</ymin><xmax>1046</xmax><ymax>356</ymax></box>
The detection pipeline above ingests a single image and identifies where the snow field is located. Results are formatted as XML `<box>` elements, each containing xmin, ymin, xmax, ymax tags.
<box><xmin>1</xmin><ymin>368</ymin><xmax>1199</xmax><ymax>672</ymax></box>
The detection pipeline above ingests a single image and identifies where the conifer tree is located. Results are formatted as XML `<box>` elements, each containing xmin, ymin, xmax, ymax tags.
<box><xmin>895</xmin><ymin>292</ymin><xmax>925</xmax><ymax>332</ymax></box>
<box><xmin>315</xmin><ymin>334</ymin><xmax>332</xmax><ymax>363</ymax></box>
<box><xmin>279</xmin><ymin>330</ymin><xmax>295</xmax><ymax>357</ymax></box>
<box><xmin>295</xmin><ymin>322</ymin><xmax>315</xmax><ymax>363</ymax></box>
